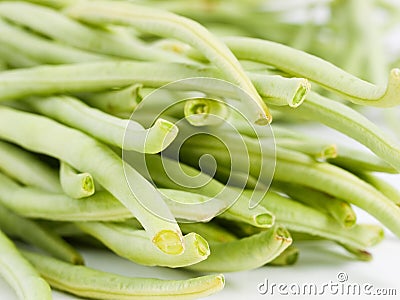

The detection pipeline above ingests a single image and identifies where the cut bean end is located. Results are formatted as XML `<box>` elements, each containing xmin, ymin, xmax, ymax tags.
<box><xmin>153</xmin><ymin>230</ymin><xmax>184</xmax><ymax>255</ymax></box>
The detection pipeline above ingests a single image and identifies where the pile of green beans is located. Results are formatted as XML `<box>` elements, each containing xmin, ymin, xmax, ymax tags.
<box><xmin>0</xmin><ymin>0</ymin><xmax>399</xmax><ymax>299</ymax></box>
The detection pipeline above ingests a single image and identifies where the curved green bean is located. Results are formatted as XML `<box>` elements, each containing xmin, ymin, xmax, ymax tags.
<box><xmin>78</xmin><ymin>84</ymin><xmax>143</xmax><ymax>115</ymax></box>
<box><xmin>224</xmin><ymin>36</ymin><xmax>400</xmax><ymax>107</ymax></box>
<box><xmin>76</xmin><ymin>221</ymin><xmax>209</xmax><ymax>268</ymax></box>
<box><xmin>64</xmin><ymin>0</ymin><xmax>271</xmax><ymax>123</ymax></box>
<box><xmin>0</xmin><ymin>203</ymin><xmax>83</xmax><ymax>265</ymax></box>
<box><xmin>0</xmin><ymin>172</ymin><xmax>225</xmax><ymax>223</ymax></box>
<box><xmin>0</xmin><ymin>106</ymin><xmax>184</xmax><ymax>255</ymax></box>
<box><xmin>355</xmin><ymin>171</ymin><xmax>400</xmax><ymax>206</ymax></box>
<box><xmin>22</xmin><ymin>251</ymin><xmax>225</xmax><ymax>300</ymax></box>
<box><xmin>130</xmin><ymin>153</ymin><xmax>275</xmax><ymax>228</ymax></box>
<box><xmin>274</xmin><ymin>92</ymin><xmax>400</xmax><ymax>171</ymax></box>
<box><xmin>0</xmin><ymin>1</ymin><xmax>182</xmax><ymax>62</ymax></box>
<box><xmin>251</xmin><ymin>191</ymin><xmax>384</xmax><ymax>249</ymax></box>
<box><xmin>28</xmin><ymin>95</ymin><xmax>178</xmax><ymax>154</ymax></box>
<box><xmin>187</xmin><ymin>225</ymin><xmax>291</xmax><ymax>272</ymax></box>
<box><xmin>0</xmin><ymin>140</ymin><xmax>61</xmax><ymax>192</ymax></box>
<box><xmin>60</xmin><ymin>161</ymin><xmax>95</xmax><ymax>199</ymax></box>
<box><xmin>0</xmin><ymin>17</ymin><xmax>105</xmax><ymax>65</ymax></box>
<box><xmin>0</xmin><ymin>230</ymin><xmax>52</xmax><ymax>300</ymax></box>
<box><xmin>273</xmin><ymin>182</ymin><xmax>356</xmax><ymax>228</ymax></box>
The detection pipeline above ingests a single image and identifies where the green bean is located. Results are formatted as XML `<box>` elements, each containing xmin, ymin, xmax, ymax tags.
<box><xmin>183</xmin><ymin>98</ymin><xmax>230</xmax><ymax>126</ymax></box>
<box><xmin>277</xmin><ymin>138</ymin><xmax>338</xmax><ymax>160</ymax></box>
<box><xmin>338</xmin><ymin>244</ymin><xmax>373</xmax><ymax>261</ymax></box>
<box><xmin>212</xmin><ymin>164</ymin><xmax>264</xmax><ymax>189</ymax></box>
<box><xmin>159</xmin><ymin>189</ymin><xmax>226</xmax><ymax>222</ymax></box>
<box><xmin>64</xmin><ymin>0</ymin><xmax>271</xmax><ymax>124</ymax></box>
<box><xmin>267</xmin><ymin>245</ymin><xmax>299</xmax><ymax>266</ymax></box>
<box><xmin>0</xmin><ymin>203</ymin><xmax>83</xmax><ymax>265</ymax></box>
<box><xmin>181</xmin><ymin>133</ymin><xmax>400</xmax><ymax>237</ymax></box>
<box><xmin>273</xmin><ymin>182</ymin><xmax>357</xmax><ymax>228</ymax></box>
<box><xmin>59</xmin><ymin>161</ymin><xmax>95</xmax><ymax>199</ymax></box>
<box><xmin>0</xmin><ymin>1</ymin><xmax>182</xmax><ymax>63</ymax></box>
<box><xmin>186</xmin><ymin>225</ymin><xmax>292</xmax><ymax>272</ymax></box>
<box><xmin>130</xmin><ymin>153</ymin><xmax>275</xmax><ymax>228</ymax></box>
<box><xmin>0</xmin><ymin>61</ymin><xmax>310</xmax><ymax>113</ymax></box>
<box><xmin>327</xmin><ymin>143</ymin><xmax>398</xmax><ymax>173</ymax></box>
<box><xmin>274</xmin><ymin>92</ymin><xmax>400</xmax><ymax>171</ymax></box>
<box><xmin>271</xmin><ymin>155</ymin><xmax>400</xmax><ymax>237</ymax></box>
<box><xmin>0</xmin><ymin>230</ymin><xmax>52</xmax><ymax>300</ymax></box>
<box><xmin>0</xmin><ymin>140</ymin><xmax>61</xmax><ymax>192</ymax></box>
<box><xmin>0</xmin><ymin>59</ymin><xmax>6</xmax><ymax>71</ymax></box>
<box><xmin>78</xmin><ymin>84</ymin><xmax>143</xmax><ymax>115</ymax></box>
<box><xmin>0</xmin><ymin>172</ymin><xmax>224</xmax><ymax>223</ymax></box>
<box><xmin>22</xmin><ymin>250</ymin><xmax>225</xmax><ymax>300</ymax></box>
<box><xmin>0</xmin><ymin>17</ymin><xmax>105</xmax><ymax>65</ymax></box>
<box><xmin>251</xmin><ymin>191</ymin><xmax>384</xmax><ymax>249</ymax></box>
<box><xmin>224</xmin><ymin>36</ymin><xmax>400</xmax><ymax>107</ymax></box>
<box><xmin>0</xmin><ymin>172</ymin><xmax>131</xmax><ymax>221</ymax></box>
<box><xmin>0</xmin><ymin>44</ymin><xmax>39</xmax><ymax>68</ymax></box>
<box><xmin>28</xmin><ymin>95</ymin><xmax>178</xmax><ymax>153</ymax></box>
<box><xmin>76</xmin><ymin>221</ymin><xmax>209</xmax><ymax>268</ymax></box>
<box><xmin>179</xmin><ymin>222</ymin><xmax>238</xmax><ymax>243</ymax></box>
<box><xmin>355</xmin><ymin>172</ymin><xmax>400</xmax><ymax>206</ymax></box>
<box><xmin>0</xmin><ymin>106</ymin><xmax>184</xmax><ymax>255</ymax></box>
<box><xmin>249</xmin><ymin>73</ymin><xmax>310</xmax><ymax>107</ymax></box>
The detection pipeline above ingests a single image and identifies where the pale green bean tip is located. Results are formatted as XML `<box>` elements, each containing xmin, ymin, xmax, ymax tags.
<box><xmin>255</xmin><ymin>212</ymin><xmax>275</xmax><ymax>228</ymax></box>
<box><xmin>143</xmin><ymin>118</ymin><xmax>178</xmax><ymax>154</ymax></box>
<box><xmin>318</xmin><ymin>144</ymin><xmax>338</xmax><ymax>160</ymax></box>
<box><xmin>290</xmin><ymin>79</ymin><xmax>310</xmax><ymax>108</ymax></box>
<box><xmin>275</xmin><ymin>226</ymin><xmax>292</xmax><ymax>243</ymax></box>
<box><xmin>191</xmin><ymin>232</ymin><xmax>210</xmax><ymax>257</ymax></box>
<box><xmin>379</xmin><ymin>68</ymin><xmax>400</xmax><ymax>107</ymax></box>
<box><xmin>82</xmin><ymin>173</ymin><xmax>94</xmax><ymax>195</ymax></box>
<box><xmin>152</xmin><ymin>230</ymin><xmax>184</xmax><ymax>255</ymax></box>
<box><xmin>184</xmin><ymin>98</ymin><xmax>230</xmax><ymax>126</ymax></box>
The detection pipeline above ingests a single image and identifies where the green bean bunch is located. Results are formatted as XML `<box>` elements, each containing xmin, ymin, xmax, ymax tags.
<box><xmin>0</xmin><ymin>0</ymin><xmax>399</xmax><ymax>299</ymax></box>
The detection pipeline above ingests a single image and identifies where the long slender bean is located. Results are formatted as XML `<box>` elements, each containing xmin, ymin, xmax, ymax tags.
<box><xmin>64</xmin><ymin>0</ymin><xmax>271</xmax><ymax>123</ymax></box>
<box><xmin>327</xmin><ymin>143</ymin><xmax>398</xmax><ymax>173</ymax></box>
<box><xmin>0</xmin><ymin>203</ymin><xmax>83</xmax><ymax>264</ymax></box>
<box><xmin>0</xmin><ymin>17</ymin><xmax>105</xmax><ymax>65</ymax></box>
<box><xmin>127</xmin><ymin>153</ymin><xmax>275</xmax><ymax>228</ymax></box>
<box><xmin>0</xmin><ymin>140</ymin><xmax>61</xmax><ymax>192</ymax></box>
<box><xmin>274</xmin><ymin>92</ymin><xmax>400</xmax><ymax>171</ymax></box>
<box><xmin>76</xmin><ymin>221</ymin><xmax>209</xmax><ymax>268</ymax></box>
<box><xmin>0</xmin><ymin>61</ymin><xmax>306</xmax><ymax>112</ymax></box>
<box><xmin>273</xmin><ymin>182</ymin><xmax>357</xmax><ymax>228</ymax></box>
<box><xmin>59</xmin><ymin>161</ymin><xmax>95</xmax><ymax>199</ymax></box>
<box><xmin>0</xmin><ymin>44</ymin><xmax>39</xmax><ymax>68</ymax></box>
<box><xmin>22</xmin><ymin>250</ymin><xmax>225</xmax><ymax>300</ymax></box>
<box><xmin>186</xmin><ymin>225</ymin><xmax>292</xmax><ymax>272</ymax></box>
<box><xmin>0</xmin><ymin>1</ymin><xmax>183</xmax><ymax>63</ymax></box>
<box><xmin>181</xmin><ymin>133</ymin><xmax>400</xmax><ymax>237</ymax></box>
<box><xmin>0</xmin><ymin>106</ymin><xmax>184</xmax><ymax>255</ymax></box>
<box><xmin>250</xmin><ymin>191</ymin><xmax>384</xmax><ymax>249</ymax></box>
<box><xmin>28</xmin><ymin>95</ymin><xmax>178</xmax><ymax>153</ymax></box>
<box><xmin>355</xmin><ymin>171</ymin><xmax>400</xmax><ymax>206</ymax></box>
<box><xmin>224</xmin><ymin>36</ymin><xmax>400</xmax><ymax>107</ymax></box>
<box><xmin>0</xmin><ymin>230</ymin><xmax>52</xmax><ymax>300</ymax></box>
<box><xmin>277</xmin><ymin>138</ymin><xmax>338</xmax><ymax>160</ymax></box>
<box><xmin>78</xmin><ymin>84</ymin><xmax>143</xmax><ymax>115</ymax></box>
